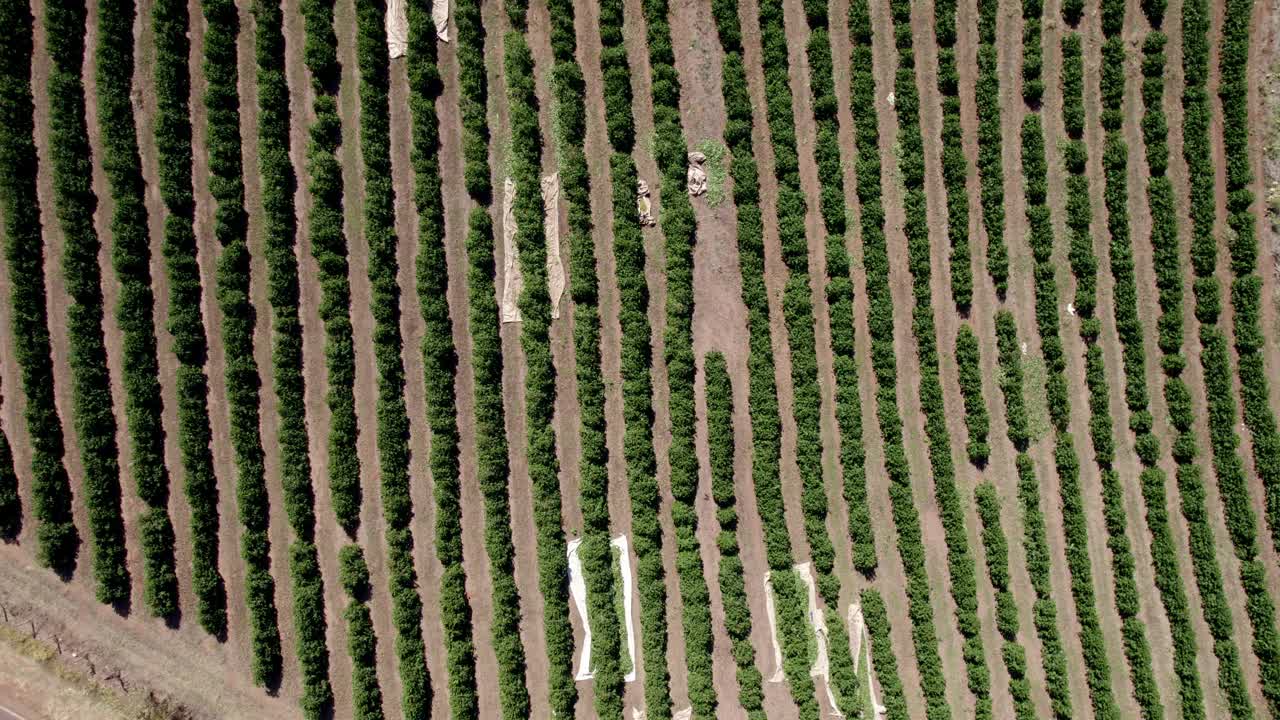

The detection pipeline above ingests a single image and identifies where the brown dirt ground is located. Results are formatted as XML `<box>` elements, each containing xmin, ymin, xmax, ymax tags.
<box><xmin>1159</xmin><ymin>0</ymin><xmax>1274</xmax><ymax>712</ymax></box>
<box><xmin>909</xmin><ymin>0</ymin><xmax>1009</xmax><ymax>712</ymax></box>
<box><xmin>432</xmin><ymin>12</ymin><xmax>505</xmax><ymax>720</ymax></box>
<box><xmin>131</xmin><ymin>0</ymin><xmax>206</xmax><ymax>652</ymax></box>
<box><xmin>618</xmin><ymin>0</ymin><xmax>691</xmax><ymax>711</ymax></box>
<box><xmin>668</xmin><ymin>0</ymin><xmax>753</xmax><ymax>712</ymax></box>
<box><xmin>865</xmin><ymin>0</ymin><xmax>974</xmax><ymax>713</ymax></box>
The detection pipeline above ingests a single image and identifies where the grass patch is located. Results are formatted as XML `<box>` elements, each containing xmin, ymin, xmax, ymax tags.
<box><xmin>695</xmin><ymin>138</ymin><xmax>727</xmax><ymax>206</ymax></box>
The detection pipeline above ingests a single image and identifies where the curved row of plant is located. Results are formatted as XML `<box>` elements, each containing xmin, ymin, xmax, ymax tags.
<box><xmin>845</xmin><ymin>0</ymin><xmax>953</xmax><ymax>715</ymax></box>
<box><xmin>200</xmin><ymin>0</ymin><xmax>284</xmax><ymax>685</ymax></box>
<box><xmin>1183</xmin><ymin>0</ymin><xmax>1280</xmax><ymax>712</ymax></box>
<box><xmin>359</xmin><ymin>0</ymin><xmax>435</xmax><ymax>714</ymax></box>
<box><xmin>451</xmin><ymin>0</ymin><xmax>532</xmax><ymax>715</ymax></box>
<box><xmin>0</xmin><ymin>0</ymin><xmax>76</xmax><ymax>567</ymax></box>
<box><xmin>1058</xmin><ymin>27</ymin><xmax>1153</xmax><ymax>719</ymax></box>
<box><xmin>974</xmin><ymin>0</ymin><xmax>1007</xmax><ymax>294</ymax></box>
<box><xmin>955</xmin><ymin>328</ymin><xmax>990</xmax><ymax>466</ymax></box>
<box><xmin>974</xmin><ymin>474</ymin><xmax>1035</xmax><ymax>720</ymax></box>
<box><xmin>502</xmin><ymin>24</ymin><xmax>577</xmax><ymax>717</ymax></box>
<box><xmin>1221</xmin><ymin>0</ymin><xmax>1280</xmax><ymax>566</ymax></box>
<box><xmin>929</xmin><ymin>0</ymin><xmax>972</xmax><ymax>310</ymax></box>
<box><xmin>702</xmin><ymin>351</ymin><xmax>765</xmax><ymax>717</ymax></box>
<box><xmin>1092</xmin><ymin>6</ymin><xmax>1208</xmax><ymax>717</ymax></box>
<box><xmin>888</xmin><ymin>0</ymin><xmax>993</xmax><ymax>713</ymax></box>
<box><xmin>251</xmin><ymin>0</ymin><xmax>334</xmax><ymax>714</ymax></box>
<box><xmin>1013</xmin><ymin>2</ymin><xmax>1074</xmax><ymax>709</ymax></box>
<box><xmin>805</xmin><ymin>0</ymin><xmax>875</xmax><ymax>577</ymax></box>
<box><xmin>1142</xmin><ymin>7</ymin><xmax>1254</xmax><ymax>717</ymax></box>
<box><xmin>152</xmin><ymin>0</ymin><xmax>225</xmax><ymax>633</ymax></box>
<box><xmin>641</xmin><ymin>0</ymin><xmax>721</xmax><ymax>713</ymax></box>
<box><xmin>337</xmin><ymin>546</ymin><xmax>383</xmax><ymax>719</ymax></box>
<box><xmin>50</xmin><ymin>0</ymin><xmax>129</xmax><ymax>605</ymax></box>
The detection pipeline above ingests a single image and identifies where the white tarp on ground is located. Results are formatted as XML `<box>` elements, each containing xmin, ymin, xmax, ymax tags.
<box><xmin>672</xmin><ymin>707</ymin><xmax>692</xmax><ymax>720</ymax></box>
<box><xmin>847</xmin><ymin>602</ymin><xmax>888</xmax><ymax>719</ymax></box>
<box><xmin>568</xmin><ymin>535</ymin><xmax>638</xmax><ymax>683</ymax></box>
<box><xmin>794</xmin><ymin>563</ymin><xmax>841</xmax><ymax>716</ymax></box>
<box><xmin>433</xmin><ymin>0</ymin><xmax>450</xmax><ymax>41</ymax></box>
<box><xmin>763</xmin><ymin>571</ymin><xmax>785</xmax><ymax>683</ymax></box>
<box><xmin>501</xmin><ymin>177</ymin><xmax>523</xmax><ymax>323</ymax></box>
<box><xmin>386</xmin><ymin>0</ymin><xmax>408</xmax><ymax>58</ymax></box>
<box><xmin>542</xmin><ymin>173</ymin><xmax>566</xmax><ymax>319</ymax></box>
<box><xmin>430</xmin><ymin>0</ymin><xmax>450</xmax><ymax>40</ymax></box>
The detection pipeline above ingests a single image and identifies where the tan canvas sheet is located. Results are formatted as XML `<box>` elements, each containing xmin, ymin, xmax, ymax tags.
<box><xmin>542</xmin><ymin>173</ymin><xmax>565</xmax><ymax>319</ymax></box>
<box><xmin>502</xmin><ymin>177</ymin><xmax>523</xmax><ymax>323</ymax></box>
<box><xmin>386</xmin><ymin>0</ymin><xmax>408</xmax><ymax>58</ymax></box>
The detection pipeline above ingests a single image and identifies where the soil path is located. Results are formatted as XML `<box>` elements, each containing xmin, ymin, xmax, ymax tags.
<box><xmin>848</xmin><ymin>0</ymin><xmax>930</xmax><ymax>714</ymax></box>
<box><xmin>280</xmin><ymin>0</ymin><xmax>365</xmax><ymax>713</ymax></box>
<box><xmin>433</xmin><ymin>12</ymin><xmax>505</xmax><ymax>719</ymax></box>
<box><xmin>668</xmin><ymin>0</ymin><xmax>750</xmax><ymax>712</ymax></box>
<box><xmin>721</xmin><ymin>0</ymin><xmax>802</xmax><ymax>715</ymax></box>
<box><xmin>864</xmin><ymin>0</ymin><xmax>971</xmax><ymax>712</ymax></box>
<box><xmin>25</xmin><ymin>0</ymin><xmax>93</xmax><ymax>602</ymax></box>
<box><xmin>1095</xmin><ymin>0</ymin><xmax>1181</xmax><ymax>705</ymax></box>
<box><xmin>333</xmin><ymin>0</ymin><xmax>417</xmax><ymax>713</ymax></box>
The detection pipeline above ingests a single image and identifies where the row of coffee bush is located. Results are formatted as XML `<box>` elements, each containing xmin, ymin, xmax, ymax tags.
<box><xmin>152</xmin><ymin>0</ymin><xmax>224</xmax><ymax>631</ymax></box>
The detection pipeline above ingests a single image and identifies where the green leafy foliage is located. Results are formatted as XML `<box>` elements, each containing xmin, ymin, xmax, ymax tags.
<box><xmin>51</xmin><ymin>0</ymin><xmax>130</xmax><ymax>604</ymax></box>
<box><xmin>151</xmin><ymin>0</ymin><xmax>223</xmax><ymax>631</ymax></box>
<box><xmin>199</xmin><ymin>0</ymin><xmax>283</xmax><ymax>685</ymax></box>
<box><xmin>955</xmin><ymin>326</ymin><xmax>990</xmax><ymax>466</ymax></box>
<box><xmin>975</xmin><ymin>0</ymin><xmax>1007</xmax><ymax>293</ymax></box>
<box><xmin>973</xmin><ymin>484</ymin><xmax>1035</xmax><ymax>719</ymax></box>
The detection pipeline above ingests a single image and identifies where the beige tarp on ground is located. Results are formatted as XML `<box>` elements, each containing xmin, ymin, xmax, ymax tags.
<box><xmin>795</xmin><ymin>563</ymin><xmax>841</xmax><ymax>716</ymax></box>
<box><xmin>687</xmin><ymin>152</ymin><xmax>707</xmax><ymax>196</ymax></box>
<box><xmin>637</xmin><ymin>179</ymin><xmax>656</xmax><ymax>226</ymax></box>
<box><xmin>543</xmin><ymin>173</ymin><xmax>566</xmax><ymax>319</ymax></box>
<box><xmin>568</xmin><ymin>535</ymin><xmax>638</xmax><ymax>683</ymax></box>
<box><xmin>763</xmin><ymin>571</ymin><xmax>785</xmax><ymax>683</ymax></box>
<box><xmin>502</xmin><ymin>177</ymin><xmax>523</xmax><ymax>323</ymax></box>
<box><xmin>386</xmin><ymin>0</ymin><xmax>408</xmax><ymax>58</ymax></box>
<box><xmin>847</xmin><ymin>603</ymin><xmax>888</xmax><ymax>719</ymax></box>
<box><xmin>433</xmin><ymin>0</ymin><xmax>450</xmax><ymax>41</ymax></box>
<box><xmin>672</xmin><ymin>708</ymin><xmax>692</xmax><ymax>720</ymax></box>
